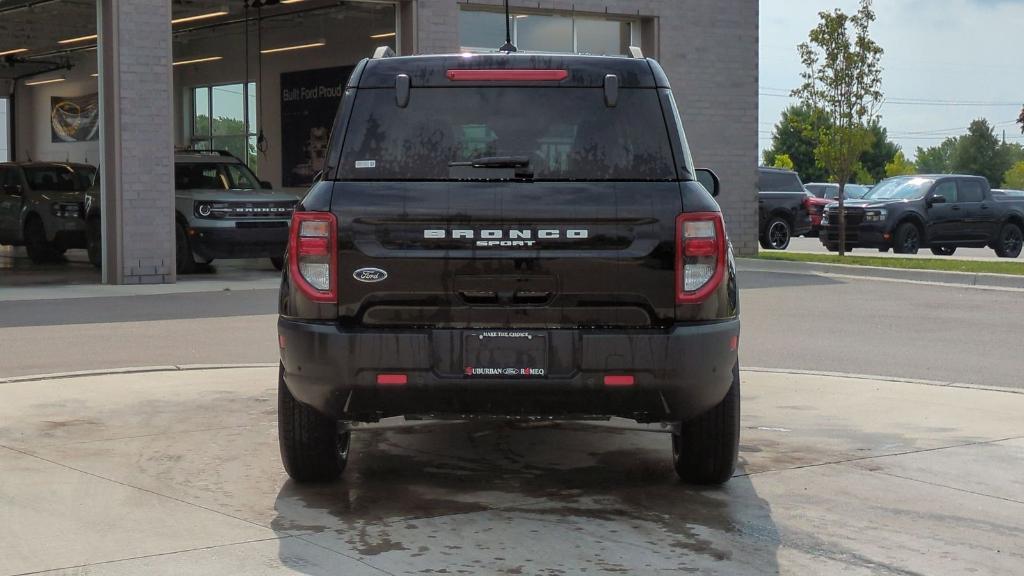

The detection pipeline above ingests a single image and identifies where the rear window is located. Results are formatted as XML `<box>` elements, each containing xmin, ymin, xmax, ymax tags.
<box><xmin>338</xmin><ymin>88</ymin><xmax>677</xmax><ymax>181</ymax></box>
<box><xmin>758</xmin><ymin>170</ymin><xmax>804</xmax><ymax>193</ymax></box>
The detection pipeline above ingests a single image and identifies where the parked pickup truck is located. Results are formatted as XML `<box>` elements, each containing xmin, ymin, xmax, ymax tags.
<box><xmin>276</xmin><ymin>50</ymin><xmax>741</xmax><ymax>486</ymax></box>
<box><xmin>0</xmin><ymin>162</ymin><xmax>96</xmax><ymax>263</ymax></box>
<box><xmin>820</xmin><ymin>174</ymin><xmax>1024</xmax><ymax>257</ymax></box>
<box><xmin>758</xmin><ymin>166</ymin><xmax>813</xmax><ymax>249</ymax></box>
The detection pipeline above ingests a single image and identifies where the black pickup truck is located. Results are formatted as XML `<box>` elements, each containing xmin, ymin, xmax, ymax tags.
<box><xmin>276</xmin><ymin>51</ymin><xmax>741</xmax><ymax>485</ymax></box>
<box><xmin>820</xmin><ymin>175</ymin><xmax>1024</xmax><ymax>257</ymax></box>
<box><xmin>757</xmin><ymin>167</ymin><xmax>813</xmax><ymax>250</ymax></box>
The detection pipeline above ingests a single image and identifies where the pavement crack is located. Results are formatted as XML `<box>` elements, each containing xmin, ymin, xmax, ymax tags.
<box><xmin>737</xmin><ymin>434</ymin><xmax>1024</xmax><ymax>478</ymax></box>
<box><xmin>7</xmin><ymin>535</ymin><xmax>287</xmax><ymax>576</ymax></box>
<box><xmin>854</xmin><ymin>467</ymin><xmax>1024</xmax><ymax>506</ymax></box>
<box><xmin>294</xmin><ymin>535</ymin><xmax>399</xmax><ymax>576</ymax></box>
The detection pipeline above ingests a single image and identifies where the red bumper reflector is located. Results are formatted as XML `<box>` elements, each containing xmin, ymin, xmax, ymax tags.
<box><xmin>278</xmin><ymin>334</ymin><xmax>286</xmax><ymax>349</ymax></box>
<box><xmin>729</xmin><ymin>335</ymin><xmax>739</xmax><ymax>351</ymax></box>
<box><xmin>603</xmin><ymin>375</ymin><xmax>635</xmax><ymax>387</ymax></box>
<box><xmin>446</xmin><ymin>69</ymin><xmax>568</xmax><ymax>82</ymax></box>
<box><xmin>376</xmin><ymin>374</ymin><xmax>408</xmax><ymax>385</ymax></box>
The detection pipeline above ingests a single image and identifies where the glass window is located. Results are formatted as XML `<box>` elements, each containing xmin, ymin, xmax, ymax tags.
<box><xmin>225</xmin><ymin>163</ymin><xmax>259</xmax><ymax>189</ymax></box>
<box><xmin>0</xmin><ymin>98</ymin><xmax>9</xmax><ymax>162</ymax></box>
<box><xmin>758</xmin><ymin>170</ymin><xmax>804</xmax><ymax>192</ymax></box>
<box><xmin>515</xmin><ymin>14</ymin><xmax>573</xmax><ymax>53</ymax></box>
<box><xmin>460</xmin><ymin>10</ymin><xmax>508</xmax><ymax>51</ymax></box>
<box><xmin>576</xmin><ymin>18</ymin><xmax>630</xmax><ymax>56</ymax></box>
<box><xmin>932</xmin><ymin>181</ymin><xmax>958</xmax><ymax>203</ymax></box>
<box><xmin>23</xmin><ymin>165</ymin><xmax>93</xmax><ymax>191</ymax></box>
<box><xmin>176</xmin><ymin>163</ymin><xmax>228</xmax><ymax>190</ymax></box>
<box><xmin>959</xmin><ymin>180</ymin><xmax>984</xmax><ymax>203</ymax></box>
<box><xmin>866</xmin><ymin>177</ymin><xmax>934</xmax><ymax>200</ymax></box>
<box><xmin>338</xmin><ymin>87</ymin><xmax>677</xmax><ymax>181</ymax></box>
<box><xmin>192</xmin><ymin>83</ymin><xmax>257</xmax><ymax>171</ymax></box>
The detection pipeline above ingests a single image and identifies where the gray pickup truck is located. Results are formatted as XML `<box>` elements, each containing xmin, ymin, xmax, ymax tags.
<box><xmin>0</xmin><ymin>162</ymin><xmax>96</xmax><ymax>263</ymax></box>
<box><xmin>85</xmin><ymin>151</ymin><xmax>301</xmax><ymax>272</ymax></box>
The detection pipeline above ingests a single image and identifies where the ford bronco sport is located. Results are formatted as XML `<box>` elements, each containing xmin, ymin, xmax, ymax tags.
<box><xmin>84</xmin><ymin>151</ymin><xmax>301</xmax><ymax>273</ymax></box>
<box><xmin>277</xmin><ymin>50</ymin><xmax>741</xmax><ymax>485</ymax></box>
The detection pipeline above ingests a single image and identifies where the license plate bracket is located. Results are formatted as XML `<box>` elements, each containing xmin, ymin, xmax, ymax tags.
<box><xmin>463</xmin><ymin>331</ymin><xmax>547</xmax><ymax>378</ymax></box>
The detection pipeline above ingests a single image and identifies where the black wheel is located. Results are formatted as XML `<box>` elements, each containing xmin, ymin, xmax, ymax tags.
<box><xmin>270</xmin><ymin>256</ymin><xmax>284</xmax><ymax>271</ymax></box>
<box><xmin>24</xmin><ymin>217</ymin><xmax>61</xmax><ymax>264</ymax></box>
<box><xmin>278</xmin><ymin>364</ymin><xmax>350</xmax><ymax>482</ymax></box>
<box><xmin>86</xmin><ymin>218</ymin><xmax>102</xmax><ymax>268</ymax></box>
<box><xmin>994</xmin><ymin>223</ymin><xmax>1023</xmax><ymax>259</ymax></box>
<box><xmin>760</xmin><ymin>217</ymin><xmax>791</xmax><ymax>250</ymax></box>
<box><xmin>930</xmin><ymin>246</ymin><xmax>957</xmax><ymax>256</ymax></box>
<box><xmin>892</xmin><ymin>222</ymin><xmax>921</xmax><ymax>255</ymax></box>
<box><xmin>175</xmin><ymin>222</ymin><xmax>196</xmax><ymax>274</ymax></box>
<box><xmin>672</xmin><ymin>363</ymin><xmax>740</xmax><ymax>485</ymax></box>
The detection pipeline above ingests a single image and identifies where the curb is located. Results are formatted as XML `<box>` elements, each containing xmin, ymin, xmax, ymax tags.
<box><xmin>743</xmin><ymin>366</ymin><xmax>1024</xmax><ymax>396</ymax></box>
<box><xmin>0</xmin><ymin>363</ymin><xmax>277</xmax><ymax>385</ymax></box>
<box><xmin>737</xmin><ymin>257</ymin><xmax>1024</xmax><ymax>290</ymax></box>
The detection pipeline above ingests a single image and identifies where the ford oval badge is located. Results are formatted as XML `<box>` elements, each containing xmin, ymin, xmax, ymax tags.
<box><xmin>353</xmin><ymin>267</ymin><xmax>388</xmax><ymax>283</ymax></box>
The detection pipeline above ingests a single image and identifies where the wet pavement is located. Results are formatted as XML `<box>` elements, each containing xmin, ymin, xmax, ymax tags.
<box><xmin>2</xmin><ymin>367</ymin><xmax>1022</xmax><ymax>575</ymax></box>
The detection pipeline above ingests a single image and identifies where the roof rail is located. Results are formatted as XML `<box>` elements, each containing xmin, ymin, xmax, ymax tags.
<box><xmin>627</xmin><ymin>46</ymin><xmax>644</xmax><ymax>59</ymax></box>
<box><xmin>372</xmin><ymin>46</ymin><xmax>396</xmax><ymax>59</ymax></box>
<box><xmin>174</xmin><ymin>149</ymin><xmax>240</xmax><ymax>160</ymax></box>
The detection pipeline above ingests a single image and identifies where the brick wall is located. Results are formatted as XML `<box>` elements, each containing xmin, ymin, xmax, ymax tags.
<box><xmin>413</xmin><ymin>0</ymin><xmax>759</xmax><ymax>255</ymax></box>
<box><xmin>100</xmin><ymin>0</ymin><xmax>175</xmax><ymax>283</ymax></box>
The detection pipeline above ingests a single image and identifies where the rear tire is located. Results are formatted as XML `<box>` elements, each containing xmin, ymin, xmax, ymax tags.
<box><xmin>930</xmin><ymin>246</ymin><xmax>957</xmax><ymax>256</ymax></box>
<box><xmin>175</xmin><ymin>222</ymin><xmax>196</xmax><ymax>275</ymax></box>
<box><xmin>892</xmin><ymin>222</ymin><xmax>921</xmax><ymax>255</ymax></box>
<box><xmin>672</xmin><ymin>363</ymin><xmax>740</xmax><ymax>485</ymax></box>
<box><xmin>278</xmin><ymin>364</ymin><xmax>350</xmax><ymax>482</ymax></box>
<box><xmin>24</xmin><ymin>217</ymin><xmax>61</xmax><ymax>264</ymax></box>
<box><xmin>760</xmin><ymin>217</ymin><xmax>791</xmax><ymax>250</ymax></box>
<box><xmin>270</xmin><ymin>256</ymin><xmax>284</xmax><ymax>271</ymax></box>
<box><xmin>994</xmin><ymin>223</ymin><xmax>1023</xmax><ymax>259</ymax></box>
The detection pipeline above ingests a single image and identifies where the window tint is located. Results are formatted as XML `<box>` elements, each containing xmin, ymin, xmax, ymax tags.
<box><xmin>225</xmin><ymin>163</ymin><xmax>258</xmax><ymax>189</ymax></box>
<box><xmin>932</xmin><ymin>181</ymin><xmax>957</xmax><ymax>203</ymax></box>
<box><xmin>959</xmin><ymin>180</ymin><xmax>984</xmax><ymax>202</ymax></box>
<box><xmin>338</xmin><ymin>88</ymin><xmax>677</xmax><ymax>181</ymax></box>
<box><xmin>175</xmin><ymin>163</ymin><xmax>227</xmax><ymax>190</ymax></box>
<box><xmin>758</xmin><ymin>170</ymin><xmax>803</xmax><ymax>192</ymax></box>
<box><xmin>23</xmin><ymin>166</ymin><xmax>92</xmax><ymax>191</ymax></box>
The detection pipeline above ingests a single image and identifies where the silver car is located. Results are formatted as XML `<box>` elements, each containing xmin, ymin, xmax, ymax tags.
<box><xmin>85</xmin><ymin>151</ymin><xmax>301</xmax><ymax>273</ymax></box>
<box><xmin>0</xmin><ymin>162</ymin><xmax>96</xmax><ymax>263</ymax></box>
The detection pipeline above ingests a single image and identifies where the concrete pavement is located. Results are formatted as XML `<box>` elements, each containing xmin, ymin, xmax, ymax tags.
<box><xmin>2</xmin><ymin>366</ymin><xmax>1023</xmax><ymax>575</ymax></box>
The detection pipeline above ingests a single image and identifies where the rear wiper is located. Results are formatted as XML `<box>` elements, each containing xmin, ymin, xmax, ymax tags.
<box><xmin>448</xmin><ymin>156</ymin><xmax>531</xmax><ymax>169</ymax></box>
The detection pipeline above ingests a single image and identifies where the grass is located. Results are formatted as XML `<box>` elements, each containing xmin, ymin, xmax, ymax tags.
<box><xmin>756</xmin><ymin>251</ymin><xmax>1024</xmax><ymax>276</ymax></box>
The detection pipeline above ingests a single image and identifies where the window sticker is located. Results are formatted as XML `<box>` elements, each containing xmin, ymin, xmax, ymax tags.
<box><xmin>355</xmin><ymin>160</ymin><xmax>376</xmax><ymax>169</ymax></box>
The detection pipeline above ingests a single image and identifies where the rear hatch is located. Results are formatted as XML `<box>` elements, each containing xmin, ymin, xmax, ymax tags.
<box><xmin>331</xmin><ymin>63</ymin><xmax>682</xmax><ymax>329</ymax></box>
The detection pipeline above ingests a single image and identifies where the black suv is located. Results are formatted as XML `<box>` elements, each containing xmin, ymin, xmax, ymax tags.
<box><xmin>276</xmin><ymin>51</ymin><xmax>740</xmax><ymax>485</ymax></box>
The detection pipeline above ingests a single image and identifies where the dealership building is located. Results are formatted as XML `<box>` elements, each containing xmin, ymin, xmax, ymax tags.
<box><xmin>0</xmin><ymin>0</ymin><xmax>758</xmax><ymax>284</ymax></box>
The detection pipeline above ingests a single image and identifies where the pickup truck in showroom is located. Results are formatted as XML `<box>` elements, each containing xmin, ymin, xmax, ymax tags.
<box><xmin>276</xmin><ymin>51</ymin><xmax>741</xmax><ymax>486</ymax></box>
<box><xmin>820</xmin><ymin>174</ymin><xmax>1024</xmax><ymax>257</ymax></box>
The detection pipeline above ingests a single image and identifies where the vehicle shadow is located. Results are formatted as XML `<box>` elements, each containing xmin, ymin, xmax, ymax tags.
<box><xmin>271</xmin><ymin>421</ymin><xmax>780</xmax><ymax>575</ymax></box>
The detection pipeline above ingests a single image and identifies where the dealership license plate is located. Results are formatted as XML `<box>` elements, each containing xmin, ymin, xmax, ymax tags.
<box><xmin>463</xmin><ymin>331</ymin><xmax>547</xmax><ymax>377</ymax></box>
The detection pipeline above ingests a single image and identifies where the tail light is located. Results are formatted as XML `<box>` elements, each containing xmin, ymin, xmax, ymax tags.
<box><xmin>289</xmin><ymin>211</ymin><xmax>338</xmax><ymax>303</ymax></box>
<box><xmin>803</xmin><ymin>196</ymin><xmax>821</xmax><ymax>215</ymax></box>
<box><xmin>675</xmin><ymin>212</ymin><xmax>727</xmax><ymax>304</ymax></box>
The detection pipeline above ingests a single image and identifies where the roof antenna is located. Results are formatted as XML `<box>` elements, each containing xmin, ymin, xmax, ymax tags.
<box><xmin>499</xmin><ymin>0</ymin><xmax>517</xmax><ymax>52</ymax></box>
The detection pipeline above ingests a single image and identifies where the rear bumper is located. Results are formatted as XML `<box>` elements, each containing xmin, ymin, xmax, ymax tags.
<box><xmin>278</xmin><ymin>318</ymin><xmax>740</xmax><ymax>424</ymax></box>
<box><xmin>188</xmin><ymin>222</ymin><xmax>289</xmax><ymax>260</ymax></box>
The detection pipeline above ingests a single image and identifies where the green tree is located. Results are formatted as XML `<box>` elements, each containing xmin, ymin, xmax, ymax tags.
<box><xmin>951</xmin><ymin>119</ymin><xmax>1011</xmax><ymax>187</ymax></box>
<box><xmin>860</xmin><ymin>120</ymin><xmax>899</xmax><ymax>183</ymax></box>
<box><xmin>793</xmin><ymin>0</ymin><xmax>884</xmax><ymax>255</ymax></box>
<box><xmin>885</xmin><ymin>151</ymin><xmax>916</xmax><ymax>177</ymax></box>
<box><xmin>914</xmin><ymin>138</ymin><xmax>957</xmax><ymax>174</ymax></box>
<box><xmin>762</xmin><ymin>105</ymin><xmax>830</xmax><ymax>183</ymax></box>
<box><xmin>771</xmin><ymin>154</ymin><xmax>795</xmax><ymax>170</ymax></box>
<box><xmin>1004</xmin><ymin>161</ymin><xmax>1024</xmax><ymax>190</ymax></box>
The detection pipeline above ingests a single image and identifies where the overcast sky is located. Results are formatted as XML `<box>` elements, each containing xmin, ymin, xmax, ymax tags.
<box><xmin>760</xmin><ymin>0</ymin><xmax>1024</xmax><ymax>161</ymax></box>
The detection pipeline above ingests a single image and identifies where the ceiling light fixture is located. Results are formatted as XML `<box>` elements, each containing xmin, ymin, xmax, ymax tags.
<box><xmin>280</xmin><ymin>0</ymin><xmax>305</xmax><ymax>3</ymax></box>
<box><xmin>0</xmin><ymin>48</ymin><xmax>29</xmax><ymax>56</ymax></box>
<box><xmin>172</xmin><ymin>56</ymin><xmax>223</xmax><ymax>66</ymax></box>
<box><xmin>25</xmin><ymin>77</ymin><xmax>66</xmax><ymax>86</ymax></box>
<box><xmin>369</xmin><ymin>32</ymin><xmax>396</xmax><ymax>39</ymax></box>
<box><xmin>260</xmin><ymin>40</ymin><xmax>325</xmax><ymax>54</ymax></box>
<box><xmin>58</xmin><ymin>34</ymin><xmax>98</xmax><ymax>45</ymax></box>
<box><xmin>90</xmin><ymin>73</ymin><xmax>98</xmax><ymax>77</ymax></box>
<box><xmin>172</xmin><ymin>10</ymin><xmax>229</xmax><ymax>25</ymax></box>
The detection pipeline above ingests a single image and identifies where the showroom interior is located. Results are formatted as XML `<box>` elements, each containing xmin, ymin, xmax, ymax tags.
<box><xmin>0</xmin><ymin>0</ymin><xmax>758</xmax><ymax>286</ymax></box>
